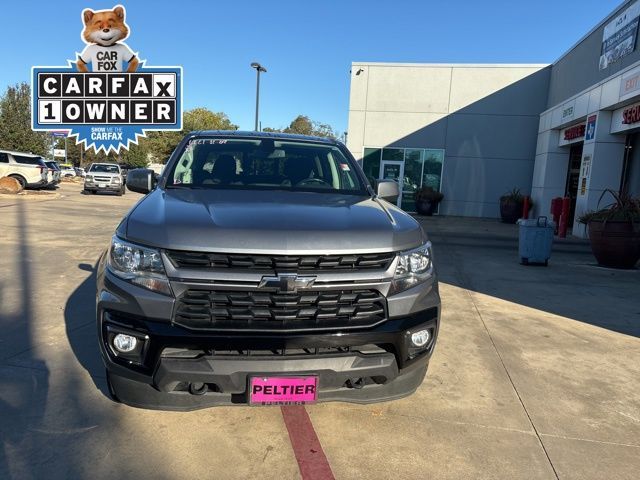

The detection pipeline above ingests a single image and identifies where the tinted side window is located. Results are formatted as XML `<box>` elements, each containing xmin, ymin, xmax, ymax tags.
<box><xmin>14</xmin><ymin>155</ymin><xmax>42</xmax><ymax>165</ymax></box>
<box><xmin>0</xmin><ymin>153</ymin><xmax>8</xmax><ymax>163</ymax></box>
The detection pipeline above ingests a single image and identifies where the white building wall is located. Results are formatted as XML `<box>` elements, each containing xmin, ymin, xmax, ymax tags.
<box><xmin>347</xmin><ymin>63</ymin><xmax>549</xmax><ymax>218</ymax></box>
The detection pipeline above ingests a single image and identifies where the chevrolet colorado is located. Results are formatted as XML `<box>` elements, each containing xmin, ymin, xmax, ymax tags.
<box><xmin>97</xmin><ymin>131</ymin><xmax>440</xmax><ymax>410</ymax></box>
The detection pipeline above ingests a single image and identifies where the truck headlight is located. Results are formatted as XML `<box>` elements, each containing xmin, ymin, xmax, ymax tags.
<box><xmin>111</xmin><ymin>176</ymin><xmax>121</xmax><ymax>183</ymax></box>
<box><xmin>390</xmin><ymin>242</ymin><xmax>434</xmax><ymax>294</ymax></box>
<box><xmin>107</xmin><ymin>235</ymin><xmax>172</xmax><ymax>295</ymax></box>
<box><xmin>85</xmin><ymin>175</ymin><xmax>93</xmax><ymax>182</ymax></box>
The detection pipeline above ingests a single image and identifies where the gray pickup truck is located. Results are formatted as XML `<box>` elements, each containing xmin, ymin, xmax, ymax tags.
<box><xmin>84</xmin><ymin>163</ymin><xmax>125</xmax><ymax>195</ymax></box>
<box><xmin>97</xmin><ymin>131</ymin><xmax>440</xmax><ymax>410</ymax></box>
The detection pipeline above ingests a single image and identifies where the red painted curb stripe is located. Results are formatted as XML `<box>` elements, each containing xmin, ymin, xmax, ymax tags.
<box><xmin>281</xmin><ymin>406</ymin><xmax>335</xmax><ymax>480</ymax></box>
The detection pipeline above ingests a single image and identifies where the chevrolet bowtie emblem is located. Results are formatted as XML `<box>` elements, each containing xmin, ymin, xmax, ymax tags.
<box><xmin>258</xmin><ymin>274</ymin><xmax>316</xmax><ymax>292</ymax></box>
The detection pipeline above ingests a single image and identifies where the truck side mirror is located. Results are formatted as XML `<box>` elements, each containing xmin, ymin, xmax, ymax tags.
<box><xmin>376</xmin><ymin>179</ymin><xmax>399</xmax><ymax>203</ymax></box>
<box><xmin>126</xmin><ymin>168</ymin><xmax>156</xmax><ymax>194</ymax></box>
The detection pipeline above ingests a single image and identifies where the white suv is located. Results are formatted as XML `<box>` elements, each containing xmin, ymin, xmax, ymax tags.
<box><xmin>59</xmin><ymin>164</ymin><xmax>76</xmax><ymax>177</ymax></box>
<box><xmin>0</xmin><ymin>150</ymin><xmax>49</xmax><ymax>190</ymax></box>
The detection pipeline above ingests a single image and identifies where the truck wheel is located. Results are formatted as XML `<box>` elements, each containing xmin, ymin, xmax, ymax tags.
<box><xmin>8</xmin><ymin>175</ymin><xmax>26</xmax><ymax>192</ymax></box>
<box><xmin>117</xmin><ymin>188</ymin><xmax>123</xmax><ymax>196</ymax></box>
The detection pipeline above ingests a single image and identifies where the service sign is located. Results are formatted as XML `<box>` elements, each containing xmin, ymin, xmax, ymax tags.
<box><xmin>31</xmin><ymin>5</ymin><xmax>182</xmax><ymax>153</ymax></box>
<box><xmin>558</xmin><ymin>121</ymin><xmax>586</xmax><ymax>147</ymax></box>
<box><xmin>599</xmin><ymin>0</ymin><xmax>640</xmax><ymax>70</ymax></box>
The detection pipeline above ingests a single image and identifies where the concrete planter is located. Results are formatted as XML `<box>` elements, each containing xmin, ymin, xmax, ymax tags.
<box><xmin>415</xmin><ymin>199</ymin><xmax>439</xmax><ymax>216</ymax></box>
<box><xmin>500</xmin><ymin>199</ymin><xmax>523</xmax><ymax>224</ymax></box>
<box><xmin>587</xmin><ymin>220</ymin><xmax>640</xmax><ymax>269</ymax></box>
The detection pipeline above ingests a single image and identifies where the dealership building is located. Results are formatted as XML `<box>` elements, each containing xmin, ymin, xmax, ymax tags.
<box><xmin>347</xmin><ymin>0</ymin><xmax>640</xmax><ymax>237</ymax></box>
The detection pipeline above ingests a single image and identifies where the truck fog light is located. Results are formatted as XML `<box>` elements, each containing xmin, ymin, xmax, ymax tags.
<box><xmin>410</xmin><ymin>329</ymin><xmax>430</xmax><ymax>347</ymax></box>
<box><xmin>113</xmin><ymin>333</ymin><xmax>137</xmax><ymax>353</ymax></box>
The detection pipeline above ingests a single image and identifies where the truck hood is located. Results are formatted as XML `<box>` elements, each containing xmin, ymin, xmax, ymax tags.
<box><xmin>88</xmin><ymin>171</ymin><xmax>119</xmax><ymax>177</ymax></box>
<box><xmin>123</xmin><ymin>188</ymin><xmax>425</xmax><ymax>254</ymax></box>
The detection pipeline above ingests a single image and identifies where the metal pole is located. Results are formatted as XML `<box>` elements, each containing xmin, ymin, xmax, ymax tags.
<box><xmin>65</xmin><ymin>136</ymin><xmax>68</xmax><ymax>164</ymax></box>
<box><xmin>254</xmin><ymin>69</ymin><xmax>260</xmax><ymax>131</ymax></box>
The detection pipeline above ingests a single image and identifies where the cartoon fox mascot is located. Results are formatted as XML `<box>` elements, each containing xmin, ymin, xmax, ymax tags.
<box><xmin>77</xmin><ymin>5</ymin><xmax>139</xmax><ymax>73</ymax></box>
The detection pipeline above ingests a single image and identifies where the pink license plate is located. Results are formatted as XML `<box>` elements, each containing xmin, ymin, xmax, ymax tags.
<box><xmin>250</xmin><ymin>376</ymin><xmax>318</xmax><ymax>405</ymax></box>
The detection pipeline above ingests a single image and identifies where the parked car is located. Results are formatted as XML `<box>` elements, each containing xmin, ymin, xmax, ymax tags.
<box><xmin>59</xmin><ymin>164</ymin><xmax>76</xmax><ymax>177</ymax></box>
<box><xmin>44</xmin><ymin>160</ymin><xmax>62</xmax><ymax>187</ymax></box>
<box><xmin>84</xmin><ymin>163</ymin><xmax>125</xmax><ymax>195</ymax></box>
<box><xmin>75</xmin><ymin>167</ymin><xmax>86</xmax><ymax>177</ymax></box>
<box><xmin>0</xmin><ymin>150</ymin><xmax>49</xmax><ymax>189</ymax></box>
<box><xmin>98</xmin><ymin>131</ymin><xmax>440</xmax><ymax>410</ymax></box>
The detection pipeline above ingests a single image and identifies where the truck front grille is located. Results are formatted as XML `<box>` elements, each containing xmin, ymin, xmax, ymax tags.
<box><xmin>165</xmin><ymin>251</ymin><xmax>395</xmax><ymax>272</ymax></box>
<box><xmin>173</xmin><ymin>288</ymin><xmax>387</xmax><ymax>331</ymax></box>
<box><xmin>93</xmin><ymin>175</ymin><xmax>113</xmax><ymax>182</ymax></box>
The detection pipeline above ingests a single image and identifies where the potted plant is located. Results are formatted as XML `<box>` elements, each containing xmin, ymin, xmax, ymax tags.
<box><xmin>500</xmin><ymin>188</ymin><xmax>525</xmax><ymax>224</ymax></box>
<box><xmin>578</xmin><ymin>189</ymin><xmax>640</xmax><ymax>269</ymax></box>
<box><xmin>415</xmin><ymin>186</ymin><xmax>444</xmax><ymax>216</ymax></box>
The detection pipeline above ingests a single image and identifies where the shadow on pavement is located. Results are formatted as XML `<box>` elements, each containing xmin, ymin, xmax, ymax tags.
<box><xmin>63</xmin><ymin>262</ymin><xmax>111</xmax><ymax>400</ymax></box>
<box><xmin>422</xmin><ymin>216</ymin><xmax>640</xmax><ymax>338</ymax></box>
<box><xmin>0</xmin><ymin>201</ymin><xmax>49</xmax><ymax>479</ymax></box>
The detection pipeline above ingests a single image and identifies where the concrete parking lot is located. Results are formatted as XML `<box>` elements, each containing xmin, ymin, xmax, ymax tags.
<box><xmin>0</xmin><ymin>182</ymin><xmax>638</xmax><ymax>479</ymax></box>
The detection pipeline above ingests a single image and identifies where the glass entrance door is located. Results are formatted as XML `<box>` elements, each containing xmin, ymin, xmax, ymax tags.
<box><xmin>565</xmin><ymin>143</ymin><xmax>583</xmax><ymax>225</ymax></box>
<box><xmin>379</xmin><ymin>160</ymin><xmax>404</xmax><ymax>206</ymax></box>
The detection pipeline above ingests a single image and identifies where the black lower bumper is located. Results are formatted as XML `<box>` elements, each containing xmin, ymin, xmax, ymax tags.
<box><xmin>101</xmin><ymin>307</ymin><xmax>438</xmax><ymax>411</ymax></box>
<box><xmin>85</xmin><ymin>185</ymin><xmax>122</xmax><ymax>192</ymax></box>
<box><xmin>107</xmin><ymin>353</ymin><xmax>429</xmax><ymax>411</ymax></box>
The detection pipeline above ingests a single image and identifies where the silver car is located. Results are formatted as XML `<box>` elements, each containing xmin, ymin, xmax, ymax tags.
<box><xmin>97</xmin><ymin>132</ymin><xmax>440</xmax><ymax>410</ymax></box>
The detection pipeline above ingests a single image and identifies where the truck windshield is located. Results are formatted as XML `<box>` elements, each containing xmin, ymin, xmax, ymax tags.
<box><xmin>90</xmin><ymin>164</ymin><xmax>119</xmax><ymax>173</ymax></box>
<box><xmin>166</xmin><ymin>137</ymin><xmax>367</xmax><ymax>195</ymax></box>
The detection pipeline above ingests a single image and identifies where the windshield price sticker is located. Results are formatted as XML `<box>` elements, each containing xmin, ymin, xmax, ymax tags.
<box><xmin>31</xmin><ymin>5</ymin><xmax>182</xmax><ymax>153</ymax></box>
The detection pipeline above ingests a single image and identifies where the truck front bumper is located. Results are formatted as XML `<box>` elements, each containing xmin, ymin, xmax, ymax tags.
<box><xmin>98</xmin><ymin>265</ymin><xmax>440</xmax><ymax>411</ymax></box>
<box><xmin>85</xmin><ymin>183</ymin><xmax>122</xmax><ymax>192</ymax></box>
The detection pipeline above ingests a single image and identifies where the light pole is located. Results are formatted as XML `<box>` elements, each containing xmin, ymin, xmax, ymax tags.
<box><xmin>250</xmin><ymin>62</ymin><xmax>267</xmax><ymax>131</ymax></box>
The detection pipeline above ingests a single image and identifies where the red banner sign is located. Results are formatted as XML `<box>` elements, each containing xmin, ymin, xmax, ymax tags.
<box><xmin>564</xmin><ymin>124</ymin><xmax>585</xmax><ymax>140</ymax></box>
<box><xmin>622</xmin><ymin>104</ymin><xmax>640</xmax><ymax>124</ymax></box>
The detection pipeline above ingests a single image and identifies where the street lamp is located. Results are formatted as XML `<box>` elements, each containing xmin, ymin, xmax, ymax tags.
<box><xmin>251</xmin><ymin>62</ymin><xmax>267</xmax><ymax>131</ymax></box>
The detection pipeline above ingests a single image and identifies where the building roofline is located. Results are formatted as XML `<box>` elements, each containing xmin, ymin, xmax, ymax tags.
<box><xmin>0</xmin><ymin>149</ymin><xmax>41</xmax><ymax>156</ymax></box>
<box><xmin>351</xmin><ymin>62</ymin><xmax>549</xmax><ymax>68</ymax></box>
<box><xmin>552</xmin><ymin>0</ymin><xmax>631</xmax><ymax>66</ymax></box>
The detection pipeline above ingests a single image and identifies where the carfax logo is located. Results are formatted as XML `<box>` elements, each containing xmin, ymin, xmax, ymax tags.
<box><xmin>31</xmin><ymin>5</ymin><xmax>182</xmax><ymax>153</ymax></box>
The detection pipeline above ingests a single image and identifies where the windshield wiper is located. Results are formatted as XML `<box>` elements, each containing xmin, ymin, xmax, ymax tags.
<box><xmin>165</xmin><ymin>184</ymin><xmax>204</xmax><ymax>189</ymax></box>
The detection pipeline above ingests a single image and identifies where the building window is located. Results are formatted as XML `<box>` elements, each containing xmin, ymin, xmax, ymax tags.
<box><xmin>382</xmin><ymin>148</ymin><xmax>404</xmax><ymax>161</ymax></box>
<box><xmin>362</xmin><ymin>147</ymin><xmax>445</xmax><ymax>211</ymax></box>
<box><xmin>362</xmin><ymin>148</ymin><xmax>381</xmax><ymax>185</ymax></box>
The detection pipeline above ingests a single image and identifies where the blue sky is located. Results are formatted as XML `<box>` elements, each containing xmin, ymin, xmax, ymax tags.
<box><xmin>1</xmin><ymin>0</ymin><xmax>624</xmax><ymax>133</ymax></box>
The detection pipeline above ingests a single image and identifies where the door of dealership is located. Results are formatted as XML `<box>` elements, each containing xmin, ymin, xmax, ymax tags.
<box><xmin>622</xmin><ymin>132</ymin><xmax>640</xmax><ymax>196</ymax></box>
<box><xmin>565</xmin><ymin>143</ymin><xmax>583</xmax><ymax>225</ymax></box>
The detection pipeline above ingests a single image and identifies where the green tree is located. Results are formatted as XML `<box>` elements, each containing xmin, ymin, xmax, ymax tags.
<box><xmin>284</xmin><ymin>115</ymin><xmax>315</xmax><ymax>136</ymax></box>
<box><xmin>0</xmin><ymin>82</ymin><xmax>50</xmax><ymax>156</ymax></box>
<box><xmin>266</xmin><ymin>115</ymin><xmax>337</xmax><ymax>138</ymax></box>
<box><xmin>120</xmin><ymin>141</ymin><xmax>150</xmax><ymax>168</ymax></box>
<box><xmin>145</xmin><ymin>108</ymin><xmax>238</xmax><ymax>163</ymax></box>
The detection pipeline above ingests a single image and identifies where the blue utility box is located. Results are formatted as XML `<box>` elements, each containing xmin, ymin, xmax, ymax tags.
<box><xmin>517</xmin><ymin>217</ymin><xmax>555</xmax><ymax>266</ymax></box>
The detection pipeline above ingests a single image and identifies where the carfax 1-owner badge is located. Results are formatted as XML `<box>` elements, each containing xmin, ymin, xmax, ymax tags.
<box><xmin>31</xmin><ymin>5</ymin><xmax>182</xmax><ymax>153</ymax></box>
